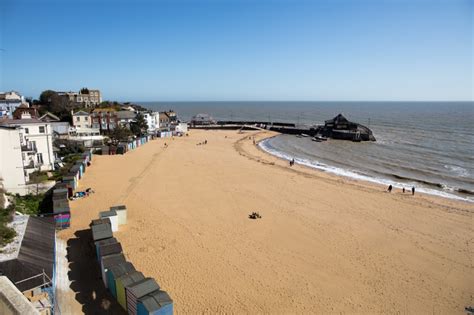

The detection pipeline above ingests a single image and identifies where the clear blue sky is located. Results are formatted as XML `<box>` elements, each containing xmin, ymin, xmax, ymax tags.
<box><xmin>0</xmin><ymin>0</ymin><xmax>472</xmax><ymax>101</ymax></box>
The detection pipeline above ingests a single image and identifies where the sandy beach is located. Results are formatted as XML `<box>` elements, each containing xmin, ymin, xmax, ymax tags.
<box><xmin>59</xmin><ymin>129</ymin><xmax>473</xmax><ymax>314</ymax></box>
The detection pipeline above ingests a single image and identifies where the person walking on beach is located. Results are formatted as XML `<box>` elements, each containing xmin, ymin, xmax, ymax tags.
<box><xmin>402</xmin><ymin>187</ymin><xmax>405</xmax><ymax>193</ymax></box>
<box><xmin>412</xmin><ymin>186</ymin><xmax>415</xmax><ymax>195</ymax></box>
<box><xmin>387</xmin><ymin>184</ymin><xmax>393</xmax><ymax>193</ymax></box>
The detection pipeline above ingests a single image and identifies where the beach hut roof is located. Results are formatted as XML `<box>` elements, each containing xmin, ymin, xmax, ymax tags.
<box><xmin>101</xmin><ymin>253</ymin><xmax>126</xmax><ymax>269</ymax></box>
<box><xmin>120</xmin><ymin>271</ymin><xmax>145</xmax><ymax>287</ymax></box>
<box><xmin>139</xmin><ymin>290</ymin><xmax>173</xmax><ymax>311</ymax></box>
<box><xmin>90</xmin><ymin>218</ymin><xmax>111</xmax><ymax>227</ymax></box>
<box><xmin>109</xmin><ymin>262</ymin><xmax>136</xmax><ymax>278</ymax></box>
<box><xmin>110</xmin><ymin>205</ymin><xmax>126</xmax><ymax>211</ymax></box>
<box><xmin>91</xmin><ymin>223</ymin><xmax>113</xmax><ymax>241</ymax></box>
<box><xmin>98</xmin><ymin>242</ymin><xmax>123</xmax><ymax>258</ymax></box>
<box><xmin>94</xmin><ymin>237</ymin><xmax>116</xmax><ymax>247</ymax></box>
<box><xmin>0</xmin><ymin>217</ymin><xmax>55</xmax><ymax>292</ymax></box>
<box><xmin>99</xmin><ymin>210</ymin><xmax>117</xmax><ymax>218</ymax></box>
<box><xmin>128</xmin><ymin>278</ymin><xmax>160</xmax><ymax>299</ymax></box>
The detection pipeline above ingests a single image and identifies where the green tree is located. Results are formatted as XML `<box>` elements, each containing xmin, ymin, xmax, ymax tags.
<box><xmin>80</xmin><ymin>87</ymin><xmax>89</xmax><ymax>94</ymax></box>
<box><xmin>130</xmin><ymin>113</ymin><xmax>148</xmax><ymax>137</ymax></box>
<box><xmin>38</xmin><ymin>90</ymin><xmax>73</xmax><ymax>122</ymax></box>
<box><xmin>109</xmin><ymin>125</ymin><xmax>133</xmax><ymax>144</ymax></box>
<box><xmin>39</xmin><ymin>90</ymin><xmax>57</xmax><ymax>104</ymax></box>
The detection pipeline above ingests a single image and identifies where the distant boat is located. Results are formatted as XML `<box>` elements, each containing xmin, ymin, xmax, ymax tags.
<box><xmin>301</xmin><ymin>133</ymin><xmax>310</xmax><ymax>137</ymax></box>
<box><xmin>296</xmin><ymin>134</ymin><xmax>303</xmax><ymax>138</ymax></box>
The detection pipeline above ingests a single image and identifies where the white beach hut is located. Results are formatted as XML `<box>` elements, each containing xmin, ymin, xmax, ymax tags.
<box><xmin>99</xmin><ymin>210</ymin><xmax>119</xmax><ymax>232</ymax></box>
<box><xmin>110</xmin><ymin>205</ymin><xmax>127</xmax><ymax>225</ymax></box>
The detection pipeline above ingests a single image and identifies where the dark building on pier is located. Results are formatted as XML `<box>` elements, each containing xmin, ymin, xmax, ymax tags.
<box><xmin>320</xmin><ymin>114</ymin><xmax>375</xmax><ymax>141</ymax></box>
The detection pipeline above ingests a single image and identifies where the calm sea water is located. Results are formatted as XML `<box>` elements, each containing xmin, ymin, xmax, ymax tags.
<box><xmin>139</xmin><ymin>101</ymin><xmax>474</xmax><ymax>202</ymax></box>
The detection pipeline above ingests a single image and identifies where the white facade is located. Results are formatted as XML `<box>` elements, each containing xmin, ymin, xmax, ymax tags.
<box><xmin>143</xmin><ymin>112</ymin><xmax>159</xmax><ymax>133</ymax></box>
<box><xmin>0</xmin><ymin>91</ymin><xmax>26</xmax><ymax>119</ymax></box>
<box><xmin>175</xmin><ymin>122</ymin><xmax>188</xmax><ymax>133</ymax></box>
<box><xmin>0</xmin><ymin>126</ymin><xmax>27</xmax><ymax>194</ymax></box>
<box><xmin>1</xmin><ymin>119</ymin><xmax>55</xmax><ymax>174</ymax></box>
<box><xmin>72</xmin><ymin>111</ymin><xmax>91</xmax><ymax>128</ymax></box>
<box><xmin>68</xmin><ymin>127</ymin><xmax>104</xmax><ymax>148</ymax></box>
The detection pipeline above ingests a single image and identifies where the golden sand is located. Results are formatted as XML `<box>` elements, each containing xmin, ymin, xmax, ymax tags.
<box><xmin>59</xmin><ymin>129</ymin><xmax>473</xmax><ymax>314</ymax></box>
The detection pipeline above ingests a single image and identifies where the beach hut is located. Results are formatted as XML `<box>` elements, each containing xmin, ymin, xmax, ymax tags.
<box><xmin>53</xmin><ymin>189</ymin><xmax>70</xmax><ymax>214</ymax></box>
<box><xmin>117</xmin><ymin>143</ymin><xmax>127</xmax><ymax>155</ymax></box>
<box><xmin>99</xmin><ymin>210</ymin><xmax>118</xmax><ymax>232</ymax></box>
<box><xmin>91</xmin><ymin>222</ymin><xmax>113</xmax><ymax>242</ymax></box>
<box><xmin>110</xmin><ymin>205</ymin><xmax>127</xmax><ymax>225</ymax></box>
<box><xmin>100</xmin><ymin>253</ymin><xmax>125</xmax><ymax>288</ymax></box>
<box><xmin>74</xmin><ymin>161</ymin><xmax>84</xmax><ymax>179</ymax></box>
<box><xmin>94</xmin><ymin>236</ymin><xmax>117</xmax><ymax>259</ymax></box>
<box><xmin>101</xmin><ymin>145</ymin><xmax>110</xmax><ymax>155</ymax></box>
<box><xmin>62</xmin><ymin>175</ymin><xmax>76</xmax><ymax>192</ymax></box>
<box><xmin>97</xmin><ymin>241</ymin><xmax>123</xmax><ymax>263</ymax></box>
<box><xmin>90</xmin><ymin>218</ymin><xmax>111</xmax><ymax>226</ymax></box>
<box><xmin>126</xmin><ymin>278</ymin><xmax>161</xmax><ymax>315</ymax></box>
<box><xmin>116</xmin><ymin>271</ymin><xmax>145</xmax><ymax>310</ymax></box>
<box><xmin>137</xmin><ymin>290</ymin><xmax>173</xmax><ymax>315</ymax></box>
<box><xmin>107</xmin><ymin>262</ymin><xmax>136</xmax><ymax>298</ymax></box>
<box><xmin>54</xmin><ymin>212</ymin><xmax>71</xmax><ymax>229</ymax></box>
<box><xmin>111</xmin><ymin>146</ymin><xmax>119</xmax><ymax>155</ymax></box>
<box><xmin>69</xmin><ymin>165</ymin><xmax>81</xmax><ymax>183</ymax></box>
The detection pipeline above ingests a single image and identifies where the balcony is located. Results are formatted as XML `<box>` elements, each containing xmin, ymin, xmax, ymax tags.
<box><xmin>24</xmin><ymin>160</ymin><xmax>37</xmax><ymax>169</ymax></box>
<box><xmin>21</xmin><ymin>145</ymin><xmax>37</xmax><ymax>152</ymax></box>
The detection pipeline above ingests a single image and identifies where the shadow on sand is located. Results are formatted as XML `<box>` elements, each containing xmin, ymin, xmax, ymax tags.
<box><xmin>67</xmin><ymin>229</ymin><xmax>126</xmax><ymax>314</ymax></box>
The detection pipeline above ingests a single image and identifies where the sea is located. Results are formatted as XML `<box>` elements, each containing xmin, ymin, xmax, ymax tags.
<box><xmin>138</xmin><ymin>101</ymin><xmax>474</xmax><ymax>203</ymax></box>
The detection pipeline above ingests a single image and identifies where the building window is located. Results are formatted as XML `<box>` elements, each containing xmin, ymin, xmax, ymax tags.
<box><xmin>37</xmin><ymin>153</ymin><xmax>43</xmax><ymax>164</ymax></box>
<box><xmin>39</xmin><ymin>126</ymin><xmax>45</xmax><ymax>133</ymax></box>
<box><xmin>76</xmin><ymin>117</ymin><xmax>80</xmax><ymax>121</ymax></box>
<box><xmin>24</xmin><ymin>127</ymin><xmax>29</xmax><ymax>134</ymax></box>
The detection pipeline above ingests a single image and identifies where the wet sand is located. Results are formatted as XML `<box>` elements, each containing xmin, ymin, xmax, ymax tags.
<box><xmin>59</xmin><ymin>129</ymin><xmax>473</xmax><ymax>314</ymax></box>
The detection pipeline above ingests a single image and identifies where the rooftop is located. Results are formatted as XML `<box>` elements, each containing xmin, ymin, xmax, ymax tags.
<box><xmin>0</xmin><ymin>216</ymin><xmax>55</xmax><ymax>292</ymax></box>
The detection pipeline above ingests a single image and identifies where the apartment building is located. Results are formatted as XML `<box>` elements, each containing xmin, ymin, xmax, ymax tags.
<box><xmin>58</xmin><ymin>89</ymin><xmax>102</xmax><ymax>107</ymax></box>
<box><xmin>72</xmin><ymin>110</ymin><xmax>92</xmax><ymax>128</ymax></box>
<box><xmin>0</xmin><ymin>119</ymin><xmax>55</xmax><ymax>194</ymax></box>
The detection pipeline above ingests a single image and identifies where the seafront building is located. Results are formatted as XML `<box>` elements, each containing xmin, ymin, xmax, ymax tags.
<box><xmin>159</xmin><ymin>110</ymin><xmax>177</xmax><ymax>130</ymax></box>
<box><xmin>0</xmin><ymin>117</ymin><xmax>55</xmax><ymax>194</ymax></box>
<box><xmin>39</xmin><ymin>112</ymin><xmax>70</xmax><ymax>138</ymax></box>
<box><xmin>0</xmin><ymin>91</ymin><xmax>29</xmax><ymax>118</ymax></box>
<box><xmin>143</xmin><ymin>111</ymin><xmax>160</xmax><ymax>133</ymax></box>
<box><xmin>0</xmin><ymin>125</ymin><xmax>27</xmax><ymax>194</ymax></box>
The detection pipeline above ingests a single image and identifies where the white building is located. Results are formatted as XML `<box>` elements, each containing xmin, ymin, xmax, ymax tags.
<box><xmin>0</xmin><ymin>119</ymin><xmax>55</xmax><ymax>175</ymax></box>
<box><xmin>0</xmin><ymin>126</ymin><xmax>27</xmax><ymax>194</ymax></box>
<box><xmin>0</xmin><ymin>91</ymin><xmax>27</xmax><ymax>119</ymax></box>
<box><xmin>174</xmin><ymin>122</ymin><xmax>188</xmax><ymax>133</ymax></box>
<box><xmin>71</xmin><ymin>110</ymin><xmax>91</xmax><ymax>128</ymax></box>
<box><xmin>68</xmin><ymin>127</ymin><xmax>104</xmax><ymax>148</ymax></box>
<box><xmin>143</xmin><ymin>112</ymin><xmax>160</xmax><ymax>133</ymax></box>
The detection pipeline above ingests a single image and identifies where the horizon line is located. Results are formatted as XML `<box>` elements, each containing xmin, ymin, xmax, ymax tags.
<box><xmin>125</xmin><ymin>100</ymin><xmax>474</xmax><ymax>103</ymax></box>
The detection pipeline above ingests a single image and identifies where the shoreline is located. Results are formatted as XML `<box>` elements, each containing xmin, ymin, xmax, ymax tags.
<box><xmin>59</xmin><ymin>129</ymin><xmax>473</xmax><ymax>313</ymax></box>
<box><xmin>251</xmin><ymin>131</ymin><xmax>474</xmax><ymax>207</ymax></box>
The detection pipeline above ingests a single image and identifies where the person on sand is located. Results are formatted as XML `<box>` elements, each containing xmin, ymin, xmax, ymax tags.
<box><xmin>205</xmin><ymin>140</ymin><xmax>208</xmax><ymax>145</ymax></box>
<box><xmin>402</xmin><ymin>187</ymin><xmax>405</xmax><ymax>193</ymax></box>
<box><xmin>387</xmin><ymin>184</ymin><xmax>393</xmax><ymax>193</ymax></box>
<box><xmin>412</xmin><ymin>186</ymin><xmax>415</xmax><ymax>195</ymax></box>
